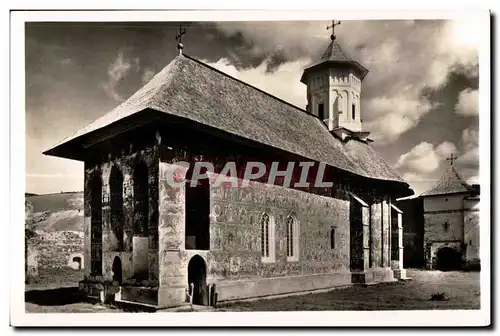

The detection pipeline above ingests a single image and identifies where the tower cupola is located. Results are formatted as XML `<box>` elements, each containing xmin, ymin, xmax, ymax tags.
<box><xmin>301</xmin><ymin>21</ymin><xmax>369</xmax><ymax>140</ymax></box>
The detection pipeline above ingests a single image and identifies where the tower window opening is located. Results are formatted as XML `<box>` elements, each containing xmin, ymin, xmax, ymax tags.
<box><xmin>330</xmin><ymin>228</ymin><xmax>336</xmax><ymax>249</ymax></box>
<box><xmin>352</xmin><ymin>104</ymin><xmax>356</xmax><ymax>120</ymax></box>
<box><xmin>318</xmin><ymin>103</ymin><xmax>325</xmax><ymax>120</ymax></box>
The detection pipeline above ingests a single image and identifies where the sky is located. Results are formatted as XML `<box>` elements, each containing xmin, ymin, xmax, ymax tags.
<box><xmin>25</xmin><ymin>19</ymin><xmax>480</xmax><ymax>196</ymax></box>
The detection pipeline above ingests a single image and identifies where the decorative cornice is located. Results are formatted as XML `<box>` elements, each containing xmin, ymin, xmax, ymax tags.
<box><xmin>330</xmin><ymin>126</ymin><xmax>372</xmax><ymax>143</ymax></box>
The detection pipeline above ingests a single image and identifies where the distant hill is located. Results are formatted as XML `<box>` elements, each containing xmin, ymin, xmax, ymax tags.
<box><xmin>25</xmin><ymin>192</ymin><xmax>84</xmax><ymax>232</ymax></box>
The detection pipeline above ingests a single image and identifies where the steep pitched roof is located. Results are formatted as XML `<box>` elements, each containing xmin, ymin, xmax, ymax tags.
<box><xmin>44</xmin><ymin>54</ymin><xmax>409</xmax><ymax>189</ymax></box>
<box><xmin>301</xmin><ymin>40</ymin><xmax>369</xmax><ymax>82</ymax></box>
<box><xmin>320</xmin><ymin>39</ymin><xmax>352</xmax><ymax>62</ymax></box>
<box><xmin>421</xmin><ymin>166</ymin><xmax>474</xmax><ymax>197</ymax></box>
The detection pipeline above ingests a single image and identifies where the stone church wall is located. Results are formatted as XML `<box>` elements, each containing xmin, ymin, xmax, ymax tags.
<box><xmin>209</xmin><ymin>175</ymin><xmax>350</xmax><ymax>276</ymax></box>
<box><xmin>209</xmin><ymin>177</ymin><xmax>352</xmax><ymax>301</ymax></box>
<box><xmin>83</xmin><ymin>140</ymin><xmax>160</xmax><ymax>286</ymax></box>
<box><xmin>79</xmin><ymin>124</ymin><xmax>401</xmax><ymax>307</ymax></box>
<box><xmin>157</xmin><ymin>162</ymin><xmax>352</xmax><ymax>305</ymax></box>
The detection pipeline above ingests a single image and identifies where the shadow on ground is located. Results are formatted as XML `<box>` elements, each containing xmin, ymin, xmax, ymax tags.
<box><xmin>25</xmin><ymin>287</ymin><xmax>87</xmax><ymax>306</ymax></box>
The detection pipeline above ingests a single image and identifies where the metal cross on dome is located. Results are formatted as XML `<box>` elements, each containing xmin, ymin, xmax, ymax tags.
<box><xmin>326</xmin><ymin>20</ymin><xmax>341</xmax><ymax>40</ymax></box>
<box><xmin>176</xmin><ymin>24</ymin><xmax>187</xmax><ymax>54</ymax></box>
<box><xmin>446</xmin><ymin>153</ymin><xmax>458</xmax><ymax>166</ymax></box>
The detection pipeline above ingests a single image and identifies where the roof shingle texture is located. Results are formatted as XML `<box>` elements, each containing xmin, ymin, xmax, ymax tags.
<box><xmin>421</xmin><ymin>166</ymin><xmax>473</xmax><ymax>196</ymax></box>
<box><xmin>321</xmin><ymin>39</ymin><xmax>352</xmax><ymax>62</ymax></box>
<box><xmin>302</xmin><ymin>40</ymin><xmax>369</xmax><ymax>80</ymax></box>
<box><xmin>47</xmin><ymin>54</ymin><xmax>406</xmax><ymax>185</ymax></box>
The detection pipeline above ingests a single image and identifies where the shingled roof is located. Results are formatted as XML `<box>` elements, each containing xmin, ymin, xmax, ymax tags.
<box><xmin>44</xmin><ymin>53</ymin><xmax>410</xmax><ymax>190</ymax></box>
<box><xmin>301</xmin><ymin>39</ymin><xmax>369</xmax><ymax>83</ymax></box>
<box><xmin>421</xmin><ymin>166</ymin><xmax>474</xmax><ymax>197</ymax></box>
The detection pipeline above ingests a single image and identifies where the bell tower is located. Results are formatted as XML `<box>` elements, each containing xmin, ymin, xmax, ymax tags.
<box><xmin>301</xmin><ymin>21</ymin><xmax>369</xmax><ymax>139</ymax></box>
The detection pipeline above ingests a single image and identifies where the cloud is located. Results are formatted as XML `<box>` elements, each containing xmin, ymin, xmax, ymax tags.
<box><xmin>363</xmin><ymin>97</ymin><xmax>437</xmax><ymax>143</ymax></box>
<box><xmin>203</xmin><ymin>57</ymin><xmax>311</xmax><ymax>108</ymax></box>
<box><xmin>395</xmin><ymin>141</ymin><xmax>457</xmax><ymax>174</ymax></box>
<box><xmin>467</xmin><ymin>175</ymin><xmax>479</xmax><ymax>185</ymax></box>
<box><xmin>401</xmin><ymin>172</ymin><xmax>440</xmax><ymax>197</ymax></box>
<box><xmin>101</xmin><ymin>52</ymin><xmax>135</xmax><ymax>101</ymax></box>
<box><xmin>435</xmin><ymin>141</ymin><xmax>458</xmax><ymax>158</ymax></box>
<box><xmin>455</xmin><ymin>88</ymin><xmax>479</xmax><ymax>116</ymax></box>
<box><xmin>462</xmin><ymin>127</ymin><xmax>479</xmax><ymax>149</ymax></box>
<box><xmin>457</xmin><ymin>148</ymin><xmax>479</xmax><ymax>167</ymax></box>
<box><xmin>141</xmin><ymin>68</ymin><xmax>156</xmax><ymax>84</ymax></box>
<box><xmin>457</xmin><ymin>127</ymin><xmax>479</xmax><ymax>169</ymax></box>
<box><xmin>395</xmin><ymin>127</ymin><xmax>479</xmax><ymax>194</ymax></box>
<box><xmin>395</xmin><ymin>141</ymin><xmax>458</xmax><ymax>195</ymax></box>
<box><xmin>214</xmin><ymin>19</ymin><xmax>479</xmax><ymax>143</ymax></box>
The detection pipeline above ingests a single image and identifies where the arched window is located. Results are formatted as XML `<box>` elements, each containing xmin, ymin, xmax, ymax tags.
<box><xmin>331</xmin><ymin>90</ymin><xmax>339</xmax><ymax>114</ymax></box>
<box><xmin>133</xmin><ymin>161</ymin><xmax>149</xmax><ymax>236</ymax></box>
<box><xmin>90</xmin><ymin>173</ymin><xmax>102</xmax><ymax>275</ymax></box>
<box><xmin>261</xmin><ymin>213</ymin><xmax>275</xmax><ymax>262</ymax></box>
<box><xmin>133</xmin><ymin>161</ymin><xmax>149</xmax><ymax>279</ymax></box>
<box><xmin>185</xmin><ymin>165</ymin><xmax>210</xmax><ymax>250</ymax></box>
<box><xmin>261</xmin><ymin>213</ymin><xmax>270</xmax><ymax>258</ymax></box>
<box><xmin>109</xmin><ymin>166</ymin><xmax>124</xmax><ymax>251</ymax></box>
<box><xmin>318</xmin><ymin>103</ymin><xmax>325</xmax><ymax>120</ymax></box>
<box><xmin>286</xmin><ymin>215</ymin><xmax>299</xmax><ymax>261</ymax></box>
<box><xmin>341</xmin><ymin>91</ymin><xmax>348</xmax><ymax>116</ymax></box>
<box><xmin>330</xmin><ymin>227</ymin><xmax>336</xmax><ymax>249</ymax></box>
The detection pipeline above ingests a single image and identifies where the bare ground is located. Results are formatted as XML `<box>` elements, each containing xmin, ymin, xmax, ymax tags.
<box><xmin>25</xmin><ymin>269</ymin><xmax>480</xmax><ymax>313</ymax></box>
<box><xmin>218</xmin><ymin>270</ymin><xmax>481</xmax><ymax>311</ymax></box>
<box><xmin>25</xmin><ymin>268</ymin><xmax>119</xmax><ymax>313</ymax></box>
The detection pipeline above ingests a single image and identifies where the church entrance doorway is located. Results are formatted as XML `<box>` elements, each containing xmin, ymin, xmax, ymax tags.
<box><xmin>187</xmin><ymin>255</ymin><xmax>207</xmax><ymax>305</ymax></box>
<box><xmin>436</xmin><ymin>247</ymin><xmax>462</xmax><ymax>271</ymax></box>
<box><xmin>112</xmin><ymin>256</ymin><xmax>123</xmax><ymax>284</ymax></box>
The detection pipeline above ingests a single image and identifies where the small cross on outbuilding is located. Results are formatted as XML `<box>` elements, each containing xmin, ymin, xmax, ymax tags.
<box><xmin>446</xmin><ymin>153</ymin><xmax>458</xmax><ymax>166</ymax></box>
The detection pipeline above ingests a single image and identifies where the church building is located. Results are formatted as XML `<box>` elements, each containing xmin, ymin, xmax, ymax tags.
<box><xmin>420</xmin><ymin>157</ymin><xmax>480</xmax><ymax>270</ymax></box>
<box><xmin>43</xmin><ymin>24</ymin><xmax>413</xmax><ymax>309</ymax></box>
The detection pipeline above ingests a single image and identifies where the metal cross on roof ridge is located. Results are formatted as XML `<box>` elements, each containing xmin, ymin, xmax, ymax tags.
<box><xmin>446</xmin><ymin>153</ymin><xmax>458</xmax><ymax>166</ymax></box>
<box><xmin>326</xmin><ymin>20</ymin><xmax>341</xmax><ymax>41</ymax></box>
<box><xmin>176</xmin><ymin>24</ymin><xmax>187</xmax><ymax>54</ymax></box>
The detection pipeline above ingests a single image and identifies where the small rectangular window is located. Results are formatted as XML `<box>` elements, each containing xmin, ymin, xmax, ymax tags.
<box><xmin>330</xmin><ymin>228</ymin><xmax>335</xmax><ymax>249</ymax></box>
<box><xmin>286</xmin><ymin>216</ymin><xmax>299</xmax><ymax>261</ymax></box>
<box><xmin>318</xmin><ymin>103</ymin><xmax>325</xmax><ymax>120</ymax></box>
